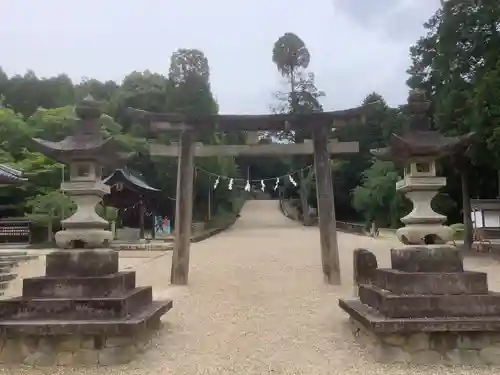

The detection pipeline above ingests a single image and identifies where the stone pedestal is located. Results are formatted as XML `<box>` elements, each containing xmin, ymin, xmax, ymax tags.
<box><xmin>0</xmin><ymin>249</ymin><xmax>172</xmax><ymax>367</ymax></box>
<box><xmin>340</xmin><ymin>246</ymin><xmax>500</xmax><ymax>365</ymax></box>
<box><xmin>346</xmin><ymin>318</ymin><xmax>500</xmax><ymax>365</ymax></box>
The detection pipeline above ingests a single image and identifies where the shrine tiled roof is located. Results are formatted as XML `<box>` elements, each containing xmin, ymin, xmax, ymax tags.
<box><xmin>103</xmin><ymin>168</ymin><xmax>160</xmax><ymax>192</ymax></box>
<box><xmin>0</xmin><ymin>164</ymin><xmax>26</xmax><ymax>184</ymax></box>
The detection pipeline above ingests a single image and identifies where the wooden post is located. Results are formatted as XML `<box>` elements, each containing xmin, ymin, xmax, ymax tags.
<box><xmin>171</xmin><ymin>130</ymin><xmax>195</xmax><ymax>285</ymax></box>
<box><xmin>313</xmin><ymin>124</ymin><xmax>341</xmax><ymax>285</ymax></box>
<box><xmin>208</xmin><ymin>175</ymin><xmax>212</xmax><ymax>222</ymax></box>
<box><xmin>138</xmin><ymin>199</ymin><xmax>145</xmax><ymax>239</ymax></box>
<box><xmin>151</xmin><ymin>210</ymin><xmax>156</xmax><ymax>240</ymax></box>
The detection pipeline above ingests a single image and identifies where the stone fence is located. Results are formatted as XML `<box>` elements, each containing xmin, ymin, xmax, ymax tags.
<box><xmin>279</xmin><ymin>199</ymin><xmax>368</xmax><ymax>236</ymax></box>
<box><xmin>335</xmin><ymin>221</ymin><xmax>367</xmax><ymax>236</ymax></box>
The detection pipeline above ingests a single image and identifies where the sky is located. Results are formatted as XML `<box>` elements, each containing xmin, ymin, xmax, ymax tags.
<box><xmin>0</xmin><ymin>0</ymin><xmax>441</xmax><ymax>114</ymax></box>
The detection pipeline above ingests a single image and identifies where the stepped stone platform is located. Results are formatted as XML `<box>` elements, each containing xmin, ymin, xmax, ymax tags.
<box><xmin>0</xmin><ymin>251</ymin><xmax>38</xmax><ymax>297</ymax></box>
<box><xmin>0</xmin><ymin>249</ymin><xmax>172</xmax><ymax>366</ymax></box>
<box><xmin>340</xmin><ymin>246</ymin><xmax>500</xmax><ymax>365</ymax></box>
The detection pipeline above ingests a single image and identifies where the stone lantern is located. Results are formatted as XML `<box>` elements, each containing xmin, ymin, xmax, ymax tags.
<box><xmin>0</xmin><ymin>97</ymin><xmax>173</xmax><ymax>367</ymax></box>
<box><xmin>338</xmin><ymin>91</ymin><xmax>500</xmax><ymax>365</ymax></box>
<box><xmin>371</xmin><ymin>90</ymin><xmax>474</xmax><ymax>244</ymax></box>
<box><xmin>31</xmin><ymin>96</ymin><xmax>120</xmax><ymax>248</ymax></box>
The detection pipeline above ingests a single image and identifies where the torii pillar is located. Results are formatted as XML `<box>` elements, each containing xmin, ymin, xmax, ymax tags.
<box><xmin>313</xmin><ymin>124</ymin><xmax>340</xmax><ymax>284</ymax></box>
<box><xmin>171</xmin><ymin>130</ymin><xmax>195</xmax><ymax>285</ymax></box>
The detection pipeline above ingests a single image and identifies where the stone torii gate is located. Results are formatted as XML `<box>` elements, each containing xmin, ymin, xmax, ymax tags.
<box><xmin>130</xmin><ymin>108</ymin><xmax>369</xmax><ymax>285</ymax></box>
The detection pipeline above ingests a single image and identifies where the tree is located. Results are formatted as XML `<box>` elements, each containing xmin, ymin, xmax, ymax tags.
<box><xmin>111</xmin><ymin>71</ymin><xmax>170</xmax><ymax>133</ymax></box>
<box><xmin>25</xmin><ymin>191</ymin><xmax>76</xmax><ymax>241</ymax></box>
<box><xmin>167</xmin><ymin>49</ymin><xmax>218</xmax><ymax>117</ymax></box>
<box><xmin>0</xmin><ymin>59</ymin><xmax>251</xmax><ymax>236</ymax></box>
<box><xmin>272</xmin><ymin>33</ymin><xmax>310</xmax><ymax>84</ymax></box>
<box><xmin>167</xmin><ymin>48</ymin><xmax>238</xmax><ymax>219</ymax></box>
<box><xmin>75</xmin><ymin>78</ymin><xmax>119</xmax><ymax>102</ymax></box>
<box><xmin>0</xmin><ymin>106</ymin><xmax>32</xmax><ymax>156</ymax></box>
<box><xmin>333</xmin><ymin>93</ymin><xmax>406</xmax><ymax>221</ymax></box>
<box><xmin>3</xmin><ymin>71</ymin><xmax>75</xmax><ymax>118</ymax></box>
<box><xmin>26</xmin><ymin>106</ymin><xmax>76</xmax><ymax>141</ymax></box>
<box><xmin>351</xmin><ymin>161</ymin><xmax>407</xmax><ymax>228</ymax></box>
<box><xmin>169</xmin><ymin>49</ymin><xmax>211</xmax><ymax>87</ymax></box>
<box><xmin>271</xmin><ymin>33</ymin><xmax>320</xmax><ymax>222</ymax></box>
<box><xmin>407</xmin><ymin>1</ymin><xmax>500</xmax><ymax>248</ymax></box>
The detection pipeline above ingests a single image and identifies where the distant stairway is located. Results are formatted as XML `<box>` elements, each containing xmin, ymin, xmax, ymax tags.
<box><xmin>0</xmin><ymin>251</ymin><xmax>37</xmax><ymax>296</ymax></box>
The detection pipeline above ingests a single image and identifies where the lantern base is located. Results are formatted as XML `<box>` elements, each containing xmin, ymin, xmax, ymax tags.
<box><xmin>55</xmin><ymin>229</ymin><xmax>113</xmax><ymax>249</ymax></box>
<box><xmin>397</xmin><ymin>224</ymin><xmax>453</xmax><ymax>245</ymax></box>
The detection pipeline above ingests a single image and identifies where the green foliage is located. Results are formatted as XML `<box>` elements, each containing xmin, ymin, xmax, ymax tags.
<box><xmin>0</xmin><ymin>47</ymin><xmax>242</xmax><ymax>236</ymax></box>
<box><xmin>167</xmin><ymin>48</ymin><xmax>219</xmax><ymax>117</ymax></box>
<box><xmin>351</xmin><ymin>161</ymin><xmax>407</xmax><ymax>228</ymax></box>
<box><xmin>272</xmin><ymin>33</ymin><xmax>310</xmax><ymax>78</ymax></box>
<box><xmin>25</xmin><ymin>190</ymin><xmax>76</xmax><ymax>225</ymax></box>
<box><xmin>0</xmin><ymin>107</ymin><xmax>32</xmax><ymax>156</ymax></box>
<box><xmin>4</xmin><ymin>16</ymin><xmax>494</xmax><ymax>233</ymax></box>
<box><xmin>26</xmin><ymin>106</ymin><xmax>76</xmax><ymax>141</ymax></box>
<box><xmin>334</xmin><ymin>92</ymin><xmax>407</xmax><ymax>220</ymax></box>
<box><xmin>96</xmin><ymin>204</ymin><xmax>118</xmax><ymax>222</ymax></box>
<box><xmin>406</xmin><ymin>1</ymin><xmax>500</xmax><ymax>235</ymax></box>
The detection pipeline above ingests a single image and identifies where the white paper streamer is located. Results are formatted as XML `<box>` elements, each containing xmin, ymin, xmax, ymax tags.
<box><xmin>274</xmin><ymin>177</ymin><xmax>280</xmax><ymax>191</ymax></box>
<box><xmin>289</xmin><ymin>174</ymin><xmax>297</xmax><ymax>187</ymax></box>
<box><xmin>228</xmin><ymin>178</ymin><xmax>234</xmax><ymax>190</ymax></box>
<box><xmin>213</xmin><ymin>176</ymin><xmax>220</xmax><ymax>189</ymax></box>
<box><xmin>260</xmin><ymin>180</ymin><xmax>265</xmax><ymax>192</ymax></box>
<box><xmin>244</xmin><ymin>180</ymin><xmax>251</xmax><ymax>192</ymax></box>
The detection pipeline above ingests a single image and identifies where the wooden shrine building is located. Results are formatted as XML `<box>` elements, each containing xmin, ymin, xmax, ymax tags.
<box><xmin>102</xmin><ymin>168</ymin><xmax>161</xmax><ymax>240</ymax></box>
<box><xmin>0</xmin><ymin>165</ymin><xmax>32</xmax><ymax>245</ymax></box>
<box><xmin>129</xmin><ymin>106</ymin><xmax>372</xmax><ymax>285</ymax></box>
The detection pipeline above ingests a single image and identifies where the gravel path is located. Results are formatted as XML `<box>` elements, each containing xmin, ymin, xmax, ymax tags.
<box><xmin>3</xmin><ymin>200</ymin><xmax>500</xmax><ymax>374</ymax></box>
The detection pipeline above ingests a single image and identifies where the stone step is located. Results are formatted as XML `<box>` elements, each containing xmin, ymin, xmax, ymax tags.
<box><xmin>0</xmin><ymin>260</ymin><xmax>19</xmax><ymax>268</ymax></box>
<box><xmin>375</xmin><ymin>268</ymin><xmax>488</xmax><ymax>295</ymax></box>
<box><xmin>390</xmin><ymin>246</ymin><xmax>463</xmax><ymax>272</ymax></box>
<box><xmin>0</xmin><ymin>299</ymin><xmax>173</xmax><ymax>336</ymax></box>
<box><xmin>0</xmin><ymin>273</ymin><xmax>18</xmax><ymax>290</ymax></box>
<box><xmin>0</xmin><ymin>273</ymin><xmax>17</xmax><ymax>283</ymax></box>
<box><xmin>0</xmin><ymin>266</ymin><xmax>14</xmax><ymax>274</ymax></box>
<box><xmin>45</xmin><ymin>250</ymin><xmax>118</xmax><ymax>277</ymax></box>
<box><xmin>359</xmin><ymin>284</ymin><xmax>500</xmax><ymax>318</ymax></box>
<box><xmin>23</xmin><ymin>271</ymin><xmax>136</xmax><ymax>298</ymax></box>
<box><xmin>0</xmin><ymin>251</ymin><xmax>28</xmax><ymax>256</ymax></box>
<box><xmin>339</xmin><ymin>298</ymin><xmax>500</xmax><ymax>333</ymax></box>
<box><xmin>0</xmin><ymin>286</ymin><xmax>152</xmax><ymax>320</ymax></box>
<box><xmin>0</xmin><ymin>256</ymin><xmax>36</xmax><ymax>264</ymax></box>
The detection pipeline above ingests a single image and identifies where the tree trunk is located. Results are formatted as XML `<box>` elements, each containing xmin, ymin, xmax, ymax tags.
<box><xmin>139</xmin><ymin>200</ymin><xmax>145</xmax><ymax>240</ymax></box>
<box><xmin>289</xmin><ymin>70</ymin><xmax>310</xmax><ymax>223</ymax></box>
<box><xmin>47</xmin><ymin>217</ymin><xmax>53</xmax><ymax>243</ymax></box>
<box><xmin>497</xmin><ymin>169</ymin><xmax>500</xmax><ymax>198</ymax></box>
<box><xmin>460</xmin><ymin>168</ymin><xmax>473</xmax><ymax>249</ymax></box>
<box><xmin>298</xmin><ymin>169</ymin><xmax>310</xmax><ymax>224</ymax></box>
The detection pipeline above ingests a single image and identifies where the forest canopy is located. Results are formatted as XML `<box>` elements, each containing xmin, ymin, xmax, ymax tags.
<box><xmin>2</xmin><ymin>1</ymin><xmax>500</xmax><ymax>244</ymax></box>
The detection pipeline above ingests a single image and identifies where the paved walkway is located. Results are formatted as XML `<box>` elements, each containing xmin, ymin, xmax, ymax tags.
<box><xmin>4</xmin><ymin>200</ymin><xmax>500</xmax><ymax>374</ymax></box>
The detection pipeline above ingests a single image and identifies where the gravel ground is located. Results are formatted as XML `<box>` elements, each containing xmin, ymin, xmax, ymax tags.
<box><xmin>2</xmin><ymin>200</ymin><xmax>500</xmax><ymax>374</ymax></box>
